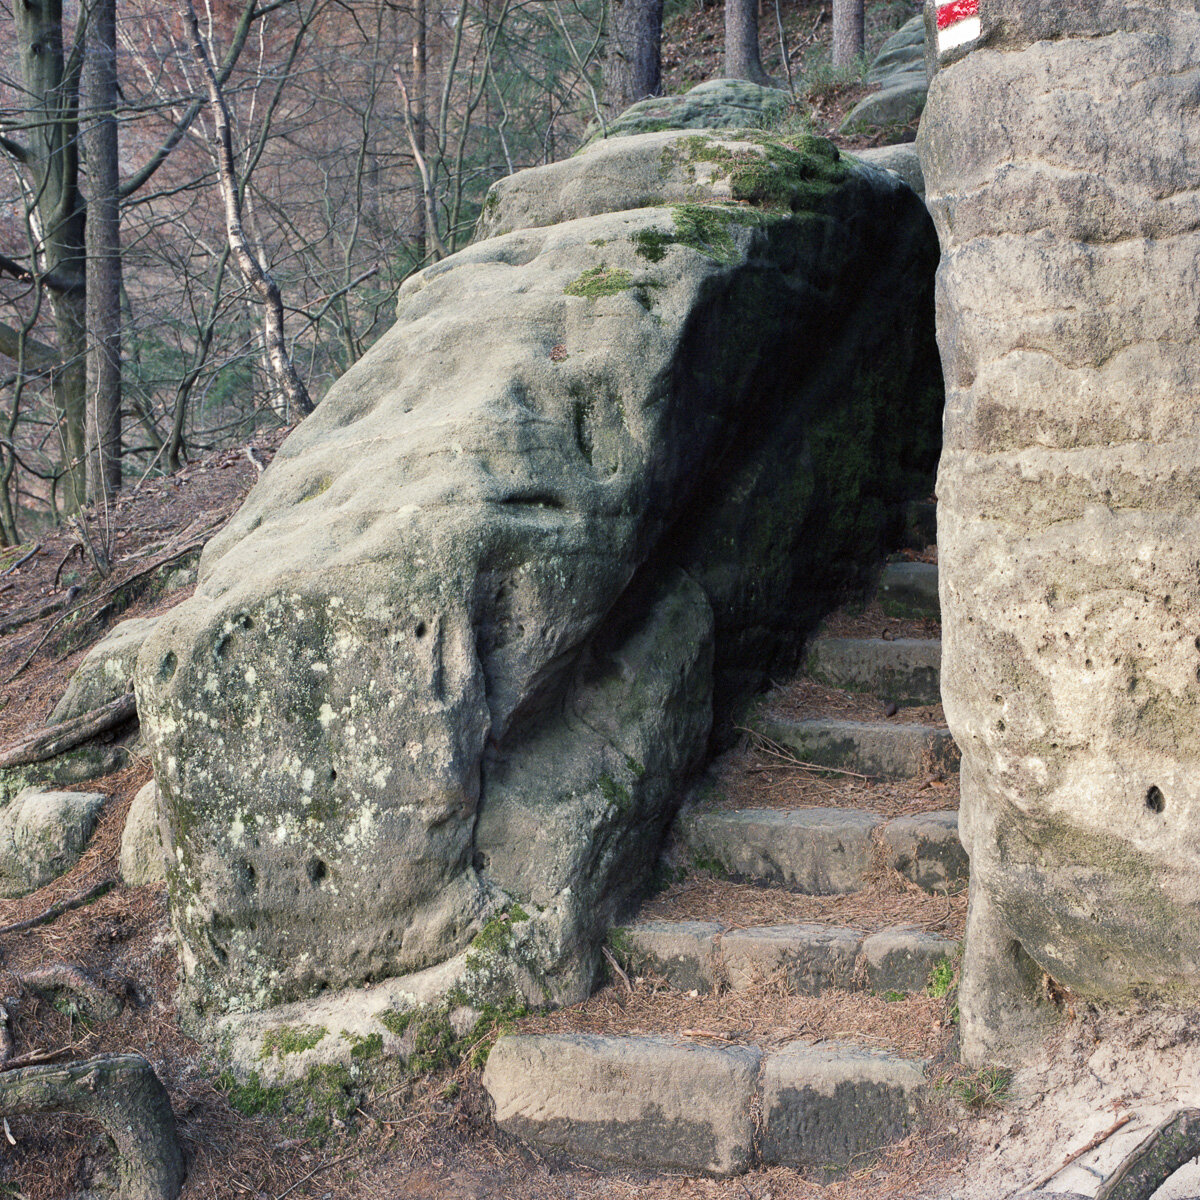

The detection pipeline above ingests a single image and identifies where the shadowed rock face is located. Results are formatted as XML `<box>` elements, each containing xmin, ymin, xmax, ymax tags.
<box><xmin>136</xmin><ymin>129</ymin><xmax>942</xmax><ymax>1022</ymax></box>
<box><xmin>920</xmin><ymin>3</ymin><xmax>1200</xmax><ymax>1062</ymax></box>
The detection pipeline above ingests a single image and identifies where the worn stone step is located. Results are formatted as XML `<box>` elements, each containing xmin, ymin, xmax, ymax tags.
<box><xmin>878</xmin><ymin>560</ymin><xmax>940</xmax><ymax>619</ymax></box>
<box><xmin>757</xmin><ymin>716</ymin><xmax>959</xmax><ymax>779</ymax></box>
<box><xmin>483</xmin><ymin>1033</ymin><xmax>760</xmax><ymax>1176</ymax></box>
<box><xmin>484</xmin><ymin>1033</ymin><xmax>928</xmax><ymax>1177</ymax></box>
<box><xmin>679</xmin><ymin>806</ymin><xmax>964</xmax><ymax>895</ymax></box>
<box><xmin>761</xmin><ymin>1041</ymin><xmax>927</xmax><ymax>1170</ymax></box>
<box><xmin>622</xmin><ymin>920</ymin><xmax>957</xmax><ymax>997</ymax></box>
<box><xmin>880</xmin><ymin>809</ymin><xmax>968</xmax><ymax>893</ymax></box>
<box><xmin>681</xmin><ymin>807</ymin><xmax>881</xmax><ymax>894</ymax></box>
<box><xmin>806</xmin><ymin>636</ymin><xmax>942</xmax><ymax>706</ymax></box>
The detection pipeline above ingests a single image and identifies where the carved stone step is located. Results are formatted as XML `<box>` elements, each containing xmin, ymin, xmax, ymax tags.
<box><xmin>878</xmin><ymin>560</ymin><xmax>940</xmax><ymax>619</ymax></box>
<box><xmin>483</xmin><ymin>1033</ymin><xmax>929</xmax><ymax>1177</ymax></box>
<box><xmin>805</xmin><ymin>636</ymin><xmax>942</xmax><ymax>706</ymax></box>
<box><xmin>757</xmin><ymin>716</ymin><xmax>959</xmax><ymax>779</ymax></box>
<box><xmin>679</xmin><ymin>806</ymin><xmax>964</xmax><ymax>895</ymax></box>
<box><xmin>621</xmin><ymin>920</ymin><xmax>957</xmax><ymax>997</ymax></box>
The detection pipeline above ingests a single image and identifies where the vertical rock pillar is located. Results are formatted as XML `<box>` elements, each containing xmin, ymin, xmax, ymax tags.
<box><xmin>921</xmin><ymin>2</ymin><xmax>1200</xmax><ymax>1063</ymax></box>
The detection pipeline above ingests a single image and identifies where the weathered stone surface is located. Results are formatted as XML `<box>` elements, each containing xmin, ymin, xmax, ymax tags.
<box><xmin>805</xmin><ymin>636</ymin><xmax>941</xmax><ymax>706</ymax></box>
<box><xmin>136</xmin><ymin>128</ymin><xmax>942</xmax><ymax>1020</ymax></box>
<box><xmin>761</xmin><ymin>1040</ymin><xmax>926</xmax><ymax>1170</ymax></box>
<box><xmin>852</xmin><ymin>145</ymin><xmax>925</xmax><ymax>200</ymax></box>
<box><xmin>0</xmin><ymin>788</ymin><xmax>105</xmax><ymax>897</ymax></box>
<box><xmin>624</xmin><ymin>920</ymin><xmax>724</xmax><ymax>993</ymax></box>
<box><xmin>867</xmin><ymin>14</ymin><xmax>926</xmax><ymax>86</ymax></box>
<box><xmin>860</xmin><ymin>927</ymin><xmax>956</xmax><ymax>994</ymax></box>
<box><xmin>588</xmin><ymin>79</ymin><xmax>793</xmax><ymax>143</ymax></box>
<box><xmin>840</xmin><ymin>82</ymin><xmax>926</xmax><ymax>137</ymax></box>
<box><xmin>881</xmin><ymin>810</ymin><xmax>967</xmax><ymax>892</ymax></box>
<box><xmin>722</xmin><ymin>924</ymin><xmax>861</xmax><ymax>994</ymax></box>
<box><xmin>757</xmin><ymin>716</ymin><xmax>958</xmax><ymax>778</ymax></box>
<box><xmin>483</xmin><ymin>1034</ymin><xmax>761</xmax><ymax>1176</ymax></box>
<box><xmin>877</xmin><ymin>560</ymin><xmax>939</xmax><ymax>619</ymax></box>
<box><xmin>920</xmin><ymin>5</ymin><xmax>1200</xmax><ymax>1062</ymax></box>
<box><xmin>50</xmin><ymin>616</ymin><xmax>159</xmax><ymax>724</ymax></box>
<box><xmin>682</xmin><ymin>808</ymin><xmax>880</xmax><ymax>893</ymax></box>
<box><xmin>119</xmin><ymin>780</ymin><xmax>167</xmax><ymax>886</ymax></box>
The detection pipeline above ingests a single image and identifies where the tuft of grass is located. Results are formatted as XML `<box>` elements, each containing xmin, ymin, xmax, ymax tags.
<box><xmin>951</xmin><ymin>1065</ymin><xmax>1013</xmax><ymax>1111</ymax></box>
<box><xmin>883</xmin><ymin>989</ymin><xmax>905</xmax><ymax>1003</ymax></box>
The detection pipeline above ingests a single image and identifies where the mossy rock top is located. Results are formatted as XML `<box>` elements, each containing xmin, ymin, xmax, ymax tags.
<box><xmin>584</xmin><ymin>79</ymin><xmax>797</xmax><ymax>146</ymax></box>
<box><xmin>476</xmin><ymin>128</ymin><xmax>855</xmax><ymax>242</ymax></box>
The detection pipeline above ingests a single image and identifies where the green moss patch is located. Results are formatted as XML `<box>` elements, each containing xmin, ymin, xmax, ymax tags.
<box><xmin>564</xmin><ymin>264</ymin><xmax>634</xmax><ymax>298</ymax></box>
<box><xmin>259</xmin><ymin>1023</ymin><xmax>327</xmax><ymax>1060</ymax></box>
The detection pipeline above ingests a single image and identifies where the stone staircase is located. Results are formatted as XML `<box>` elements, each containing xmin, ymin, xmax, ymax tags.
<box><xmin>483</xmin><ymin>550</ymin><xmax>963</xmax><ymax>1182</ymax></box>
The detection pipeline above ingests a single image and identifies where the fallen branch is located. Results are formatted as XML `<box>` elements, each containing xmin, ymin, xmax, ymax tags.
<box><xmin>0</xmin><ymin>1005</ymin><xmax>11</xmax><ymax>1065</ymax></box>
<box><xmin>274</xmin><ymin>1152</ymin><xmax>355</xmax><ymax>1200</ymax></box>
<box><xmin>0</xmin><ymin>692</ymin><xmax>136</xmax><ymax>770</ymax></box>
<box><xmin>1028</xmin><ymin>1111</ymin><xmax>1132</xmax><ymax>1190</ymax></box>
<box><xmin>0</xmin><ymin>1054</ymin><xmax>185</xmax><ymax>1200</ymax></box>
<box><xmin>1096</xmin><ymin>1108</ymin><xmax>1200</xmax><ymax>1200</ymax></box>
<box><xmin>0</xmin><ymin>544</ymin><xmax>39</xmax><ymax>578</ymax></box>
<box><xmin>0</xmin><ymin>878</ymin><xmax>114</xmax><ymax>938</ymax></box>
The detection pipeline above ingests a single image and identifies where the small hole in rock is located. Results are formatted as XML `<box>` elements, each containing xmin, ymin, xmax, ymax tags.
<box><xmin>158</xmin><ymin>651</ymin><xmax>177</xmax><ymax>683</ymax></box>
<box><xmin>415</xmin><ymin>621</ymin><xmax>427</xmax><ymax>639</ymax></box>
<box><xmin>307</xmin><ymin>858</ymin><xmax>327</xmax><ymax>883</ymax></box>
<box><xmin>1146</xmin><ymin>786</ymin><xmax>1165</xmax><ymax>814</ymax></box>
<box><xmin>329</xmin><ymin>767</ymin><xmax>337</xmax><ymax>781</ymax></box>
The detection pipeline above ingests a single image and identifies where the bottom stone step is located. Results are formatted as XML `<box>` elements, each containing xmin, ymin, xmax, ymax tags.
<box><xmin>483</xmin><ymin>1033</ymin><xmax>927</xmax><ymax>1177</ymax></box>
<box><xmin>621</xmin><ymin>920</ymin><xmax>957</xmax><ymax>996</ymax></box>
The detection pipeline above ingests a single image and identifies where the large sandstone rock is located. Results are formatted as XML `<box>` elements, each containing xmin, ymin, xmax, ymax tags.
<box><xmin>0</xmin><ymin>788</ymin><xmax>105</xmax><ymax>897</ymax></box>
<box><xmin>920</xmin><ymin>4</ymin><xmax>1200</xmax><ymax>1062</ymax></box>
<box><xmin>136</xmin><ymin>128</ymin><xmax>942</xmax><ymax>1022</ymax></box>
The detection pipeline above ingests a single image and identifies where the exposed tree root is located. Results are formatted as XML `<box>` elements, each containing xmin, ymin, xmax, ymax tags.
<box><xmin>0</xmin><ymin>877</ymin><xmax>114</xmax><ymax>938</ymax></box>
<box><xmin>16</xmin><ymin>962</ymin><xmax>122</xmax><ymax>1021</ymax></box>
<box><xmin>1096</xmin><ymin>1108</ymin><xmax>1200</xmax><ymax>1200</ymax></box>
<box><xmin>0</xmin><ymin>1054</ymin><xmax>185</xmax><ymax>1200</ymax></box>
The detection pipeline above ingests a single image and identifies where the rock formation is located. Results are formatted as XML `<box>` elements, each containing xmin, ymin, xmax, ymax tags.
<box><xmin>136</xmin><ymin>127</ymin><xmax>942</xmax><ymax>1022</ymax></box>
<box><xmin>921</xmin><ymin>0</ymin><xmax>1200</xmax><ymax>1061</ymax></box>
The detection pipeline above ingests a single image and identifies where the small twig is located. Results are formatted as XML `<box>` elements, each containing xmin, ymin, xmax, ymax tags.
<box><xmin>601</xmin><ymin>945</ymin><xmax>632</xmax><ymax>996</ymax></box>
<box><xmin>736</xmin><ymin>727</ymin><xmax>870</xmax><ymax>780</ymax></box>
<box><xmin>0</xmin><ymin>1006</ymin><xmax>11</xmax><ymax>1065</ymax></box>
<box><xmin>53</xmin><ymin>543</ymin><xmax>82</xmax><ymax>589</ymax></box>
<box><xmin>274</xmin><ymin>1152</ymin><xmax>356</xmax><ymax>1200</ymax></box>
<box><xmin>0</xmin><ymin>879</ymin><xmax>114</xmax><ymax>938</ymax></box>
<box><xmin>0</xmin><ymin>544</ymin><xmax>38</xmax><ymax>578</ymax></box>
<box><xmin>1028</xmin><ymin>1112</ymin><xmax>1133</xmax><ymax>1190</ymax></box>
<box><xmin>243</xmin><ymin>445</ymin><xmax>266</xmax><ymax>475</ymax></box>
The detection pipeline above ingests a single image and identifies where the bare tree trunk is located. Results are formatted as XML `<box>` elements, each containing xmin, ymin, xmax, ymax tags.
<box><xmin>832</xmin><ymin>0</ymin><xmax>864</xmax><ymax>68</ymax></box>
<box><xmin>604</xmin><ymin>0</ymin><xmax>664</xmax><ymax>114</ymax></box>
<box><xmin>83</xmin><ymin>0</ymin><xmax>123</xmax><ymax>503</ymax></box>
<box><xmin>724</xmin><ymin>0</ymin><xmax>771</xmax><ymax>85</ymax></box>
<box><xmin>12</xmin><ymin>0</ymin><xmax>88</xmax><ymax>510</ymax></box>
<box><xmin>184</xmin><ymin>0</ymin><xmax>313</xmax><ymax>419</ymax></box>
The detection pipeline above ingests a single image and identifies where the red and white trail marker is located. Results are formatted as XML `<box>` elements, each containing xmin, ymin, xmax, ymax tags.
<box><xmin>936</xmin><ymin>0</ymin><xmax>980</xmax><ymax>54</ymax></box>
